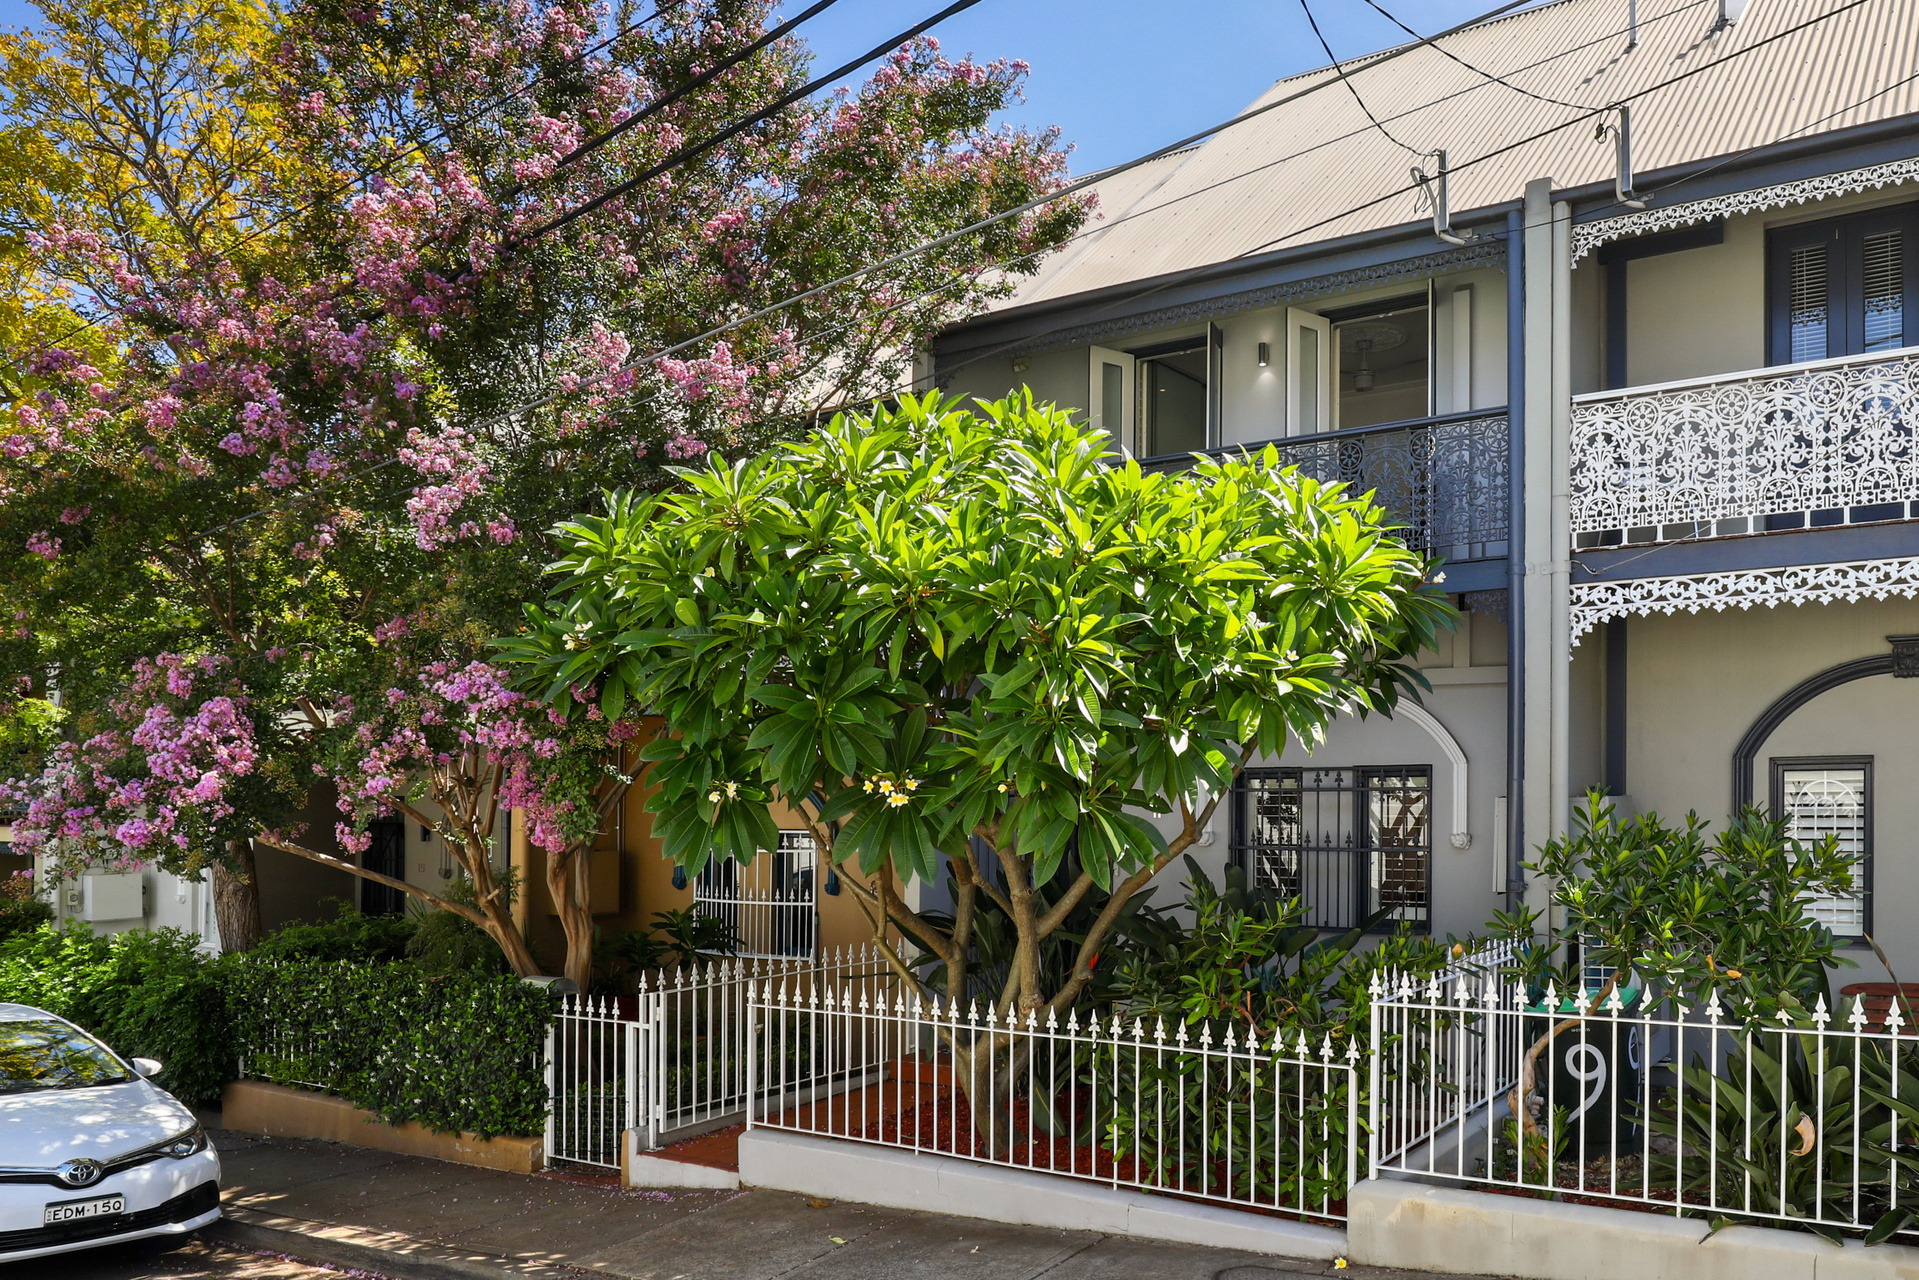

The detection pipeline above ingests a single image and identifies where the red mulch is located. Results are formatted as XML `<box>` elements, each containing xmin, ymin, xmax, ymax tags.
<box><xmin>850</xmin><ymin>1085</ymin><xmax>1151</xmax><ymax>1183</ymax></box>
<box><xmin>649</xmin><ymin>1124</ymin><xmax>743</xmax><ymax>1172</ymax></box>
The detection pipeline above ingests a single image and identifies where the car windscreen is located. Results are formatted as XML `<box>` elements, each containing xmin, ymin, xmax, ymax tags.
<box><xmin>0</xmin><ymin>1019</ymin><xmax>134</xmax><ymax>1094</ymax></box>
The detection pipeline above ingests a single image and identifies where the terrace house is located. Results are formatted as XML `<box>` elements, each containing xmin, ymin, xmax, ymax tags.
<box><xmin>933</xmin><ymin>0</ymin><xmax>1919</xmax><ymax>975</ymax></box>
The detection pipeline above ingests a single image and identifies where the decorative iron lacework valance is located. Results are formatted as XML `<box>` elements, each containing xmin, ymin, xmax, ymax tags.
<box><xmin>980</xmin><ymin>240</ymin><xmax>1505</xmax><ymax>363</ymax></box>
<box><xmin>1570</xmin><ymin>157</ymin><xmax>1919</xmax><ymax>264</ymax></box>
<box><xmin>1568</xmin><ymin>556</ymin><xmax>1919</xmax><ymax>644</ymax></box>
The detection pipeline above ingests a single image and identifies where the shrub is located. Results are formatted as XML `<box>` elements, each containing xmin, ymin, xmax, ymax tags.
<box><xmin>0</xmin><ymin>924</ymin><xmax>230</xmax><ymax>1104</ymax></box>
<box><xmin>252</xmin><ymin>900</ymin><xmax>417</xmax><ymax>963</ymax></box>
<box><xmin>224</xmin><ymin>956</ymin><xmax>551</xmax><ymax>1136</ymax></box>
<box><xmin>404</xmin><ymin>874</ymin><xmax>509</xmax><ymax>977</ymax></box>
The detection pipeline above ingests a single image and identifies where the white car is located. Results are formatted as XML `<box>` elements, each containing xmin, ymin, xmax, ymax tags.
<box><xmin>0</xmin><ymin>1003</ymin><xmax>220</xmax><ymax>1266</ymax></box>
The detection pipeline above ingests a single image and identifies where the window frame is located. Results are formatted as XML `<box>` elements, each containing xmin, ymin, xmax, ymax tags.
<box><xmin>1769</xmin><ymin>754</ymin><xmax>1873</xmax><ymax>941</ymax></box>
<box><xmin>1230</xmin><ymin>764</ymin><xmax>1433</xmax><ymax>934</ymax></box>
<box><xmin>1766</xmin><ymin>202</ymin><xmax>1919</xmax><ymax>367</ymax></box>
<box><xmin>1127</xmin><ymin>331</ymin><xmax>1216</xmax><ymax>460</ymax></box>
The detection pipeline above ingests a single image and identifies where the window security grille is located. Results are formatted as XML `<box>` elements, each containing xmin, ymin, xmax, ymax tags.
<box><xmin>694</xmin><ymin>830</ymin><xmax>819</xmax><ymax>959</ymax></box>
<box><xmin>1232</xmin><ymin>767</ymin><xmax>1431</xmax><ymax>931</ymax></box>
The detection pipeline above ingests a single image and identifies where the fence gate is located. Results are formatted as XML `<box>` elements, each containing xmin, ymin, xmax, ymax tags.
<box><xmin>545</xmin><ymin>996</ymin><xmax>647</xmax><ymax>1169</ymax></box>
<box><xmin>545</xmin><ymin>948</ymin><xmax>895</xmax><ymax>1167</ymax></box>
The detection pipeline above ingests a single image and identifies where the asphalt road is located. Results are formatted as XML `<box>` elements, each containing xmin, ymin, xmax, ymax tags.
<box><xmin>0</xmin><ymin>1234</ymin><xmax>357</xmax><ymax>1279</ymax></box>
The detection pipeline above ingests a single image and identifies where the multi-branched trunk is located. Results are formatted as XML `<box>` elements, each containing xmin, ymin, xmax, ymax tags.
<box><xmin>818</xmin><ymin>785</ymin><xmax>1233</xmax><ymax>1159</ymax></box>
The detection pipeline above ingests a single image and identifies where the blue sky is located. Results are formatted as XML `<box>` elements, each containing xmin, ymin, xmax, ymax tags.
<box><xmin>0</xmin><ymin>0</ymin><xmax>1507</xmax><ymax>173</ymax></box>
<box><xmin>795</xmin><ymin>0</ymin><xmax>1508</xmax><ymax>171</ymax></box>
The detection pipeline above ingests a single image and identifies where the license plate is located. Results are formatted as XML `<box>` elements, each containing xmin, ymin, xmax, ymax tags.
<box><xmin>44</xmin><ymin>1195</ymin><xmax>124</xmax><ymax>1225</ymax></box>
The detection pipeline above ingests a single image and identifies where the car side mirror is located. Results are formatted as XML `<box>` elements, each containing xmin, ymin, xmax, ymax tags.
<box><xmin>130</xmin><ymin>1058</ymin><xmax>162</xmax><ymax>1079</ymax></box>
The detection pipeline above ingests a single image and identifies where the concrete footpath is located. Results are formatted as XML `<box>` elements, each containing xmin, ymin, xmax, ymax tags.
<box><xmin>204</xmin><ymin>1129</ymin><xmax>1500</xmax><ymax>1280</ymax></box>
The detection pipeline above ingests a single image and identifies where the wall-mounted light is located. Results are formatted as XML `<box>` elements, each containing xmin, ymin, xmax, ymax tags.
<box><xmin>1010</xmin><ymin>356</ymin><xmax>1031</xmax><ymax>373</ymax></box>
<box><xmin>1257</xmin><ymin>342</ymin><xmax>1271</xmax><ymax>367</ymax></box>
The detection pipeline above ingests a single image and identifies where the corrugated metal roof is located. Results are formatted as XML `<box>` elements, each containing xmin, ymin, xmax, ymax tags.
<box><xmin>992</xmin><ymin>0</ymin><xmax>1919</xmax><ymax>311</ymax></box>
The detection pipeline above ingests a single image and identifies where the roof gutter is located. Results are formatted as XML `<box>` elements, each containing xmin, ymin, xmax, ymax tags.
<box><xmin>1555</xmin><ymin>111</ymin><xmax>1919</xmax><ymax>218</ymax></box>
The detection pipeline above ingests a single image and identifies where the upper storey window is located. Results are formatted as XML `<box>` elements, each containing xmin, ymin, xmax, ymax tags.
<box><xmin>1286</xmin><ymin>294</ymin><xmax>1432</xmax><ymax>434</ymax></box>
<box><xmin>1768</xmin><ymin>204</ymin><xmax>1919</xmax><ymax>366</ymax></box>
<box><xmin>1088</xmin><ymin>329</ymin><xmax>1218</xmax><ymax>460</ymax></box>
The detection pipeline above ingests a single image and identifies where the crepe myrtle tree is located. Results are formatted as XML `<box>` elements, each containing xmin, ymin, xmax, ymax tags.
<box><xmin>1</xmin><ymin>0</ymin><xmax>1082</xmax><ymax>954</ymax></box>
<box><xmin>504</xmin><ymin>391</ymin><xmax>1450</xmax><ymax>1099</ymax></box>
<box><xmin>0</xmin><ymin>644</ymin><xmax>631</xmax><ymax>980</ymax></box>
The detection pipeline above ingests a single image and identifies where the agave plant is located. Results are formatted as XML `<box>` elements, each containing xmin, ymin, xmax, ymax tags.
<box><xmin>1649</xmin><ymin>1020</ymin><xmax>1919</xmax><ymax>1244</ymax></box>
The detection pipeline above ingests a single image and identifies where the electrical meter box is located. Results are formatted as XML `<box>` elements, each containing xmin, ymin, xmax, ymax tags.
<box><xmin>81</xmin><ymin>872</ymin><xmax>145</xmax><ymax>922</ymax></box>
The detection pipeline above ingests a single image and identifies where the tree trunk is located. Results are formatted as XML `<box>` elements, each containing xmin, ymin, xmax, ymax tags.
<box><xmin>212</xmin><ymin>838</ymin><xmax>262</xmax><ymax>951</ymax></box>
<box><xmin>546</xmin><ymin>843</ymin><xmax>596</xmax><ymax>993</ymax></box>
<box><xmin>464</xmin><ymin>838</ymin><xmax>542</xmax><ymax>978</ymax></box>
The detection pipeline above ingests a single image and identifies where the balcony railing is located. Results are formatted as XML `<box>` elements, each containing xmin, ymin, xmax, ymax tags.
<box><xmin>1571</xmin><ymin>348</ymin><xmax>1919</xmax><ymax>549</ymax></box>
<box><xmin>1142</xmin><ymin>409</ymin><xmax>1510</xmax><ymax>563</ymax></box>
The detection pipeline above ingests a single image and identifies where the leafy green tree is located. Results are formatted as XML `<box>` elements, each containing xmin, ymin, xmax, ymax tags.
<box><xmin>1494</xmin><ymin>793</ymin><xmax>1859</xmax><ymax>1165</ymax></box>
<box><xmin>504</xmin><ymin>391</ymin><xmax>1449</xmax><ymax>1129</ymax></box>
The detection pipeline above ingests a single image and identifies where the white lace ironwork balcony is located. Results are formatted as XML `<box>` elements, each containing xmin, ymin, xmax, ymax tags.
<box><xmin>1571</xmin><ymin>348</ymin><xmax>1919</xmax><ymax>550</ymax></box>
<box><xmin>1142</xmin><ymin>408</ymin><xmax>1510</xmax><ymax>564</ymax></box>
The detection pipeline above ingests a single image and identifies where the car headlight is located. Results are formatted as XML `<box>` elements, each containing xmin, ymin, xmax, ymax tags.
<box><xmin>157</xmin><ymin>1127</ymin><xmax>208</xmax><ymax>1158</ymax></box>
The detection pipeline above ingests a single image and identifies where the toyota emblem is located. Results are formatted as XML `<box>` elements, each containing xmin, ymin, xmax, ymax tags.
<box><xmin>55</xmin><ymin>1159</ymin><xmax>103</xmax><ymax>1188</ymax></box>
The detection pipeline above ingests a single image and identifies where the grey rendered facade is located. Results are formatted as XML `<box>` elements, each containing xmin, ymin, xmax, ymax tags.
<box><xmin>931</xmin><ymin>0</ymin><xmax>1919</xmax><ymax>975</ymax></box>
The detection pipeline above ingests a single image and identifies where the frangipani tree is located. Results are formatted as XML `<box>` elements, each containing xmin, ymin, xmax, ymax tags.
<box><xmin>505</xmin><ymin>391</ymin><xmax>1450</xmax><ymax>1118</ymax></box>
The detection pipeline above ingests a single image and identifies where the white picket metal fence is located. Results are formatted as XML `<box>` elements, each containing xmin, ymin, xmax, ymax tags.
<box><xmin>1370</xmin><ymin>972</ymin><xmax>1919</xmax><ymax>1242</ymax></box>
<box><xmin>1370</xmin><ymin>938</ymin><xmax>1526</xmax><ymax>1167</ymax></box>
<box><xmin>543</xmin><ymin>932</ymin><xmax>1919</xmax><ymax>1249</ymax></box>
<box><xmin>747</xmin><ymin>981</ymin><xmax>1361</xmax><ymax>1223</ymax></box>
<box><xmin>544</xmin><ymin>946</ymin><xmax>895</xmax><ymax>1169</ymax></box>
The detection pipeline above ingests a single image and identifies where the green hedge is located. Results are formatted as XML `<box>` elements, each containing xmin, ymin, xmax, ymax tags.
<box><xmin>0</xmin><ymin>926</ymin><xmax>233</xmax><ymax>1105</ymax></box>
<box><xmin>223</xmin><ymin>958</ymin><xmax>551</xmax><ymax>1137</ymax></box>
<box><xmin>0</xmin><ymin>924</ymin><xmax>552</xmax><ymax>1136</ymax></box>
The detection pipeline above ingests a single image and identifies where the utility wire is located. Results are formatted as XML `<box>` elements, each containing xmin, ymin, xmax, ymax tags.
<box><xmin>1358</xmin><ymin>0</ymin><xmax>1594</xmax><ymax>111</ymax></box>
<box><xmin>142</xmin><ymin>0</ymin><xmax>1899</xmax><ymax>545</ymax></box>
<box><xmin>510</xmin><ymin>0</ymin><xmax>996</xmax><ymax>246</ymax></box>
<box><xmin>507</xmin><ymin>0</ymin><xmax>846</xmax><ymax>194</ymax></box>
<box><xmin>1297</xmin><ymin>0</ymin><xmax>1425</xmax><ymax>155</ymax></box>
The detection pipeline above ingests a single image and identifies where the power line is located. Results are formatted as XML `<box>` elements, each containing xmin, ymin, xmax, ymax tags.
<box><xmin>123</xmin><ymin>0</ymin><xmax>1900</xmax><ymax>547</ymax></box>
<box><xmin>1358</xmin><ymin>0</ymin><xmax>1593</xmax><ymax>111</ymax></box>
<box><xmin>510</xmin><ymin>0</ymin><xmax>997</xmax><ymax>247</ymax></box>
<box><xmin>1297</xmin><ymin>0</ymin><xmax>1425</xmax><ymax>156</ymax></box>
<box><xmin>507</xmin><ymin>0</ymin><xmax>846</xmax><ymax>195</ymax></box>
